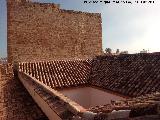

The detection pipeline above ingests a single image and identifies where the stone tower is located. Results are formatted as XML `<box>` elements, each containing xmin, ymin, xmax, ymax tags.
<box><xmin>7</xmin><ymin>0</ymin><xmax>102</xmax><ymax>63</ymax></box>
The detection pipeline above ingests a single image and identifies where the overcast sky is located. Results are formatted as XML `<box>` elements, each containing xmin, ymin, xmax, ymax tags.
<box><xmin>0</xmin><ymin>0</ymin><xmax>160</xmax><ymax>57</ymax></box>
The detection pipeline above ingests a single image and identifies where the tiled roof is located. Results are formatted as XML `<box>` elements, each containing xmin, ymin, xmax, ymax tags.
<box><xmin>90</xmin><ymin>53</ymin><xmax>160</xmax><ymax>97</ymax></box>
<box><xmin>19</xmin><ymin>59</ymin><xmax>92</xmax><ymax>89</ymax></box>
<box><xmin>18</xmin><ymin>54</ymin><xmax>160</xmax><ymax>97</ymax></box>
<box><xmin>18</xmin><ymin>54</ymin><xmax>160</xmax><ymax>98</ymax></box>
<box><xmin>18</xmin><ymin>71</ymin><xmax>160</xmax><ymax>120</ymax></box>
<box><xmin>17</xmin><ymin>54</ymin><xmax>160</xmax><ymax>119</ymax></box>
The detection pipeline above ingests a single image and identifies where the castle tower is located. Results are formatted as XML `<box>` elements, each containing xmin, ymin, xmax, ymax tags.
<box><xmin>7</xmin><ymin>0</ymin><xmax>102</xmax><ymax>63</ymax></box>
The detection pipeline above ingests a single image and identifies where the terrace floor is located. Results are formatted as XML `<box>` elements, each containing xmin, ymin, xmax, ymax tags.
<box><xmin>59</xmin><ymin>86</ymin><xmax>127</xmax><ymax>109</ymax></box>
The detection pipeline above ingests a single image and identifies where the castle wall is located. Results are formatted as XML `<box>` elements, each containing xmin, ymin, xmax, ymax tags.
<box><xmin>0</xmin><ymin>64</ymin><xmax>2</xmax><ymax>79</ymax></box>
<box><xmin>0</xmin><ymin>64</ymin><xmax>47</xmax><ymax>120</ymax></box>
<box><xmin>7</xmin><ymin>0</ymin><xmax>102</xmax><ymax>63</ymax></box>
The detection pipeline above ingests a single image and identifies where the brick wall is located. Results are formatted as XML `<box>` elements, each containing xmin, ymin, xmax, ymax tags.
<box><xmin>7</xmin><ymin>0</ymin><xmax>102</xmax><ymax>63</ymax></box>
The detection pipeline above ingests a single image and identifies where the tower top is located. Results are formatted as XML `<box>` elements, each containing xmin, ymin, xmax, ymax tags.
<box><xmin>7</xmin><ymin>0</ymin><xmax>29</xmax><ymax>3</ymax></box>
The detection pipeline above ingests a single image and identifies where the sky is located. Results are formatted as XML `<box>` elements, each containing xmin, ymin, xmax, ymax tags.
<box><xmin>0</xmin><ymin>0</ymin><xmax>160</xmax><ymax>57</ymax></box>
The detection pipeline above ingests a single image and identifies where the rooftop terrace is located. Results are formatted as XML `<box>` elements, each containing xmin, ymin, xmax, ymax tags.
<box><xmin>17</xmin><ymin>53</ymin><xmax>160</xmax><ymax>119</ymax></box>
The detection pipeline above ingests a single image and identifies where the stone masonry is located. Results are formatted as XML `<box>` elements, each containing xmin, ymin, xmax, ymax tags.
<box><xmin>0</xmin><ymin>64</ymin><xmax>48</xmax><ymax>120</ymax></box>
<box><xmin>7</xmin><ymin>0</ymin><xmax>102</xmax><ymax>63</ymax></box>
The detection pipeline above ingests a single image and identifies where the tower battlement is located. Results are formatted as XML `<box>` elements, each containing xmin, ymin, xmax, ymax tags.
<box><xmin>7</xmin><ymin>0</ymin><xmax>28</xmax><ymax>3</ymax></box>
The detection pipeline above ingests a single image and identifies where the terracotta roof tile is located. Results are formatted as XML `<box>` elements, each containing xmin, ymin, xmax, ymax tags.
<box><xmin>19</xmin><ymin>59</ymin><xmax>92</xmax><ymax>89</ymax></box>
<box><xmin>90</xmin><ymin>54</ymin><xmax>160</xmax><ymax>97</ymax></box>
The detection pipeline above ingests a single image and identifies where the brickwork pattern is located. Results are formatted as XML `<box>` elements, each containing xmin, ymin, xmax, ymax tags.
<box><xmin>0</xmin><ymin>64</ymin><xmax>48</xmax><ymax>120</ymax></box>
<box><xmin>7</xmin><ymin>0</ymin><xmax>102</xmax><ymax>63</ymax></box>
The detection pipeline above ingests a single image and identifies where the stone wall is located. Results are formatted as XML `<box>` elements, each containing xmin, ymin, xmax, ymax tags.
<box><xmin>0</xmin><ymin>64</ymin><xmax>48</xmax><ymax>120</ymax></box>
<box><xmin>0</xmin><ymin>64</ymin><xmax>2</xmax><ymax>79</ymax></box>
<box><xmin>7</xmin><ymin>0</ymin><xmax>102</xmax><ymax>63</ymax></box>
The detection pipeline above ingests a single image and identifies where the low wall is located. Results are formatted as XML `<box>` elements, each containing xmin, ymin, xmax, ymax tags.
<box><xmin>18</xmin><ymin>72</ymin><xmax>62</xmax><ymax>120</ymax></box>
<box><xmin>18</xmin><ymin>71</ymin><xmax>96</xmax><ymax>119</ymax></box>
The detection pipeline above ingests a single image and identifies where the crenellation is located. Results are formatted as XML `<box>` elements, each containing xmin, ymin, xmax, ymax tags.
<box><xmin>60</xmin><ymin>9</ymin><xmax>101</xmax><ymax>16</ymax></box>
